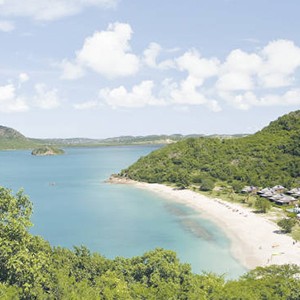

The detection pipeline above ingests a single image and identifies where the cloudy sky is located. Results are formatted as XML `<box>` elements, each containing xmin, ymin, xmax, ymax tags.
<box><xmin>0</xmin><ymin>0</ymin><xmax>299</xmax><ymax>138</ymax></box>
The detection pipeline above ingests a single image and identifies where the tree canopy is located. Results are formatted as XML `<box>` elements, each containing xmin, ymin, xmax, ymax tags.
<box><xmin>121</xmin><ymin>110</ymin><xmax>300</xmax><ymax>190</ymax></box>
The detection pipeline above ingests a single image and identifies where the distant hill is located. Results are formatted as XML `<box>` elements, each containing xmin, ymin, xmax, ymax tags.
<box><xmin>0</xmin><ymin>126</ymin><xmax>38</xmax><ymax>149</ymax></box>
<box><xmin>120</xmin><ymin>110</ymin><xmax>300</xmax><ymax>189</ymax></box>
<box><xmin>0</xmin><ymin>124</ymin><xmax>247</xmax><ymax>150</ymax></box>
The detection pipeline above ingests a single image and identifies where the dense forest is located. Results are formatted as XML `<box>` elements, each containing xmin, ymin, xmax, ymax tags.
<box><xmin>121</xmin><ymin>110</ymin><xmax>300</xmax><ymax>190</ymax></box>
<box><xmin>1</xmin><ymin>187</ymin><xmax>300</xmax><ymax>299</ymax></box>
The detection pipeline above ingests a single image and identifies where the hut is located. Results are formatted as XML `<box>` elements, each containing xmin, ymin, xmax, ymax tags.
<box><xmin>258</xmin><ymin>187</ymin><xmax>274</xmax><ymax>195</ymax></box>
<box><xmin>273</xmin><ymin>195</ymin><xmax>297</xmax><ymax>205</ymax></box>
<box><xmin>272</xmin><ymin>185</ymin><xmax>286</xmax><ymax>193</ymax></box>
<box><xmin>287</xmin><ymin>188</ymin><xmax>300</xmax><ymax>198</ymax></box>
<box><xmin>241</xmin><ymin>186</ymin><xmax>258</xmax><ymax>194</ymax></box>
<box><xmin>260</xmin><ymin>191</ymin><xmax>276</xmax><ymax>198</ymax></box>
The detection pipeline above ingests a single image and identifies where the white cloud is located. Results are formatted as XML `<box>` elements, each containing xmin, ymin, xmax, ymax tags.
<box><xmin>217</xmin><ymin>40</ymin><xmax>300</xmax><ymax>92</ymax></box>
<box><xmin>19</xmin><ymin>73</ymin><xmax>29</xmax><ymax>83</ymax></box>
<box><xmin>97</xmin><ymin>78</ymin><xmax>221</xmax><ymax>112</ymax></box>
<box><xmin>64</xmin><ymin>22</ymin><xmax>140</xmax><ymax>79</ymax></box>
<box><xmin>220</xmin><ymin>89</ymin><xmax>300</xmax><ymax>110</ymax></box>
<box><xmin>258</xmin><ymin>40</ymin><xmax>300</xmax><ymax>88</ymax></box>
<box><xmin>157</xmin><ymin>50</ymin><xmax>221</xmax><ymax>111</ymax></box>
<box><xmin>176</xmin><ymin>49</ymin><xmax>220</xmax><ymax>84</ymax></box>
<box><xmin>62</xmin><ymin>36</ymin><xmax>300</xmax><ymax>111</ymax></box>
<box><xmin>143</xmin><ymin>42</ymin><xmax>175</xmax><ymax>69</ymax></box>
<box><xmin>143</xmin><ymin>42</ymin><xmax>161</xmax><ymax>68</ymax></box>
<box><xmin>60</xmin><ymin>60</ymin><xmax>85</xmax><ymax>80</ymax></box>
<box><xmin>0</xmin><ymin>84</ymin><xmax>28</xmax><ymax>113</ymax></box>
<box><xmin>216</xmin><ymin>72</ymin><xmax>255</xmax><ymax>91</ymax></box>
<box><xmin>0</xmin><ymin>20</ymin><xmax>14</xmax><ymax>32</ymax></box>
<box><xmin>214</xmin><ymin>39</ymin><xmax>300</xmax><ymax>109</ymax></box>
<box><xmin>169</xmin><ymin>76</ymin><xmax>221</xmax><ymax>111</ymax></box>
<box><xmin>99</xmin><ymin>80</ymin><xmax>165</xmax><ymax>108</ymax></box>
<box><xmin>0</xmin><ymin>0</ymin><xmax>118</xmax><ymax>21</ymax></box>
<box><xmin>216</xmin><ymin>49</ymin><xmax>261</xmax><ymax>91</ymax></box>
<box><xmin>34</xmin><ymin>84</ymin><xmax>61</xmax><ymax>109</ymax></box>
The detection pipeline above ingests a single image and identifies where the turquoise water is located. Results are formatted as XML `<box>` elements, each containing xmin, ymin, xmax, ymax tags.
<box><xmin>0</xmin><ymin>146</ymin><xmax>246</xmax><ymax>278</ymax></box>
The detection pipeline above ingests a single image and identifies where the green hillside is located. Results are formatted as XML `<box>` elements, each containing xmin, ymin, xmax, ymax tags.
<box><xmin>0</xmin><ymin>126</ymin><xmax>38</xmax><ymax>149</ymax></box>
<box><xmin>121</xmin><ymin>110</ymin><xmax>300</xmax><ymax>190</ymax></box>
<box><xmin>0</xmin><ymin>125</ymin><xmax>245</xmax><ymax>150</ymax></box>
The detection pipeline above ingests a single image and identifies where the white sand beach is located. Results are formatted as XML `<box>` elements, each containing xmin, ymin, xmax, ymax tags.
<box><xmin>109</xmin><ymin>177</ymin><xmax>300</xmax><ymax>270</ymax></box>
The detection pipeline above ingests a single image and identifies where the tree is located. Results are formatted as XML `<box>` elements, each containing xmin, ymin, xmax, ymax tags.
<box><xmin>277</xmin><ymin>218</ymin><xmax>297</xmax><ymax>233</ymax></box>
<box><xmin>0</xmin><ymin>187</ymin><xmax>52</xmax><ymax>298</ymax></box>
<box><xmin>254</xmin><ymin>197</ymin><xmax>271</xmax><ymax>213</ymax></box>
<box><xmin>199</xmin><ymin>179</ymin><xmax>215</xmax><ymax>191</ymax></box>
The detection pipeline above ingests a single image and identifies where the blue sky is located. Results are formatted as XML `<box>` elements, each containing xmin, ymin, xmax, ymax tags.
<box><xmin>0</xmin><ymin>0</ymin><xmax>299</xmax><ymax>138</ymax></box>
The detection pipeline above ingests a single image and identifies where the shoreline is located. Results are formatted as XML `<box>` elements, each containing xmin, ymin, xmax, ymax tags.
<box><xmin>108</xmin><ymin>177</ymin><xmax>300</xmax><ymax>270</ymax></box>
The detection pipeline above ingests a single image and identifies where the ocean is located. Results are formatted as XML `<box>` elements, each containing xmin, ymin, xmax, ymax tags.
<box><xmin>0</xmin><ymin>146</ymin><xmax>245</xmax><ymax>277</ymax></box>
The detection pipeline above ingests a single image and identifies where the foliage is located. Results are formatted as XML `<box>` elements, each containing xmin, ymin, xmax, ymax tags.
<box><xmin>254</xmin><ymin>196</ymin><xmax>271</xmax><ymax>213</ymax></box>
<box><xmin>121</xmin><ymin>110</ymin><xmax>300</xmax><ymax>189</ymax></box>
<box><xmin>1</xmin><ymin>186</ymin><xmax>300</xmax><ymax>299</ymax></box>
<box><xmin>200</xmin><ymin>178</ymin><xmax>215</xmax><ymax>191</ymax></box>
<box><xmin>277</xmin><ymin>217</ymin><xmax>297</xmax><ymax>233</ymax></box>
<box><xmin>31</xmin><ymin>146</ymin><xmax>65</xmax><ymax>156</ymax></box>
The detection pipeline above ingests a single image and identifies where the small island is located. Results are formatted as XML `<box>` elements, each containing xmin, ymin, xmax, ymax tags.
<box><xmin>31</xmin><ymin>146</ymin><xmax>65</xmax><ymax>156</ymax></box>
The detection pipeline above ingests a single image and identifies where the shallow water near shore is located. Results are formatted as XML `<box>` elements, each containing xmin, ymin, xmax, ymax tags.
<box><xmin>0</xmin><ymin>146</ymin><xmax>246</xmax><ymax>278</ymax></box>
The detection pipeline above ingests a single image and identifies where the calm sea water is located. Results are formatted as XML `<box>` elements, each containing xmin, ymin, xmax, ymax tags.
<box><xmin>0</xmin><ymin>146</ymin><xmax>246</xmax><ymax>277</ymax></box>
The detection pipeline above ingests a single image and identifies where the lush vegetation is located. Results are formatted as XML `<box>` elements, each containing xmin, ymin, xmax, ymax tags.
<box><xmin>31</xmin><ymin>146</ymin><xmax>65</xmax><ymax>156</ymax></box>
<box><xmin>277</xmin><ymin>218</ymin><xmax>297</xmax><ymax>233</ymax></box>
<box><xmin>121</xmin><ymin>110</ymin><xmax>300</xmax><ymax>190</ymax></box>
<box><xmin>1</xmin><ymin>186</ymin><xmax>300</xmax><ymax>299</ymax></box>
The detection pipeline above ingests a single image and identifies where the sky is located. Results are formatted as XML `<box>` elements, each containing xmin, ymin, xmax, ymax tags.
<box><xmin>0</xmin><ymin>0</ymin><xmax>300</xmax><ymax>138</ymax></box>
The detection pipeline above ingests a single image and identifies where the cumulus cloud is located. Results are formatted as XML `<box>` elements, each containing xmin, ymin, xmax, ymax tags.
<box><xmin>97</xmin><ymin>78</ymin><xmax>221</xmax><ymax>112</ymax></box>
<box><xmin>0</xmin><ymin>84</ymin><xmax>28</xmax><ymax>113</ymax></box>
<box><xmin>169</xmin><ymin>77</ymin><xmax>221</xmax><ymax>111</ymax></box>
<box><xmin>0</xmin><ymin>0</ymin><xmax>118</xmax><ymax>21</ymax></box>
<box><xmin>34</xmin><ymin>84</ymin><xmax>61</xmax><ymax>109</ymax></box>
<box><xmin>215</xmin><ymin>39</ymin><xmax>300</xmax><ymax>109</ymax></box>
<box><xmin>60</xmin><ymin>60</ymin><xmax>85</xmax><ymax>80</ymax></box>
<box><xmin>0</xmin><ymin>20</ymin><xmax>14</xmax><ymax>32</ymax></box>
<box><xmin>217</xmin><ymin>40</ymin><xmax>300</xmax><ymax>92</ymax></box>
<box><xmin>176</xmin><ymin>49</ymin><xmax>220</xmax><ymax>84</ymax></box>
<box><xmin>258</xmin><ymin>40</ymin><xmax>300</xmax><ymax>88</ymax></box>
<box><xmin>220</xmin><ymin>89</ymin><xmax>300</xmax><ymax>110</ymax></box>
<box><xmin>99</xmin><ymin>80</ymin><xmax>166</xmax><ymax>108</ymax></box>
<box><xmin>166</xmin><ymin>50</ymin><xmax>221</xmax><ymax>111</ymax></box>
<box><xmin>64</xmin><ymin>36</ymin><xmax>300</xmax><ymax>111</ymax></box>
<box><xmin>216</xmin><ymin>49</ymin><xmax>261</xmax><ymax>91</ymax></box>
<box><xmin>143</xmin><ymin>42</ymin><xmax>175</xmax><ymax>69</ymax></box>
<box><xmin>62</xmin><ymin>22</ymin><xmax>140</xmax><ymax>79</ymax></box>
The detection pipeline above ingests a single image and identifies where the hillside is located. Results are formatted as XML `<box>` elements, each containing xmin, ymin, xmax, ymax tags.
<box><xmin>0</xmin><ymin>126</ymin><xmax>38</xmax><ymax>149</ymax></box>
<box><xmin>36</xmin><ymin>134</ymin><xmax>207</xmax><ymax>147</ymax></box>
<box><xmin>120</xmin><ymin>110</ymin><xmax>300</xmax><ymax>190</ymax></box>
<box><xmin>0</xmin><ymin>124</ymin><xmax>245</xmax><ymax>150</ymax></box>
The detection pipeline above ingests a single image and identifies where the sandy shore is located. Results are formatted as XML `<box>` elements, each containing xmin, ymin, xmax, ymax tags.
<box><xmin>109</xmin><ymin>177</ymin><xmax>300</xmax><ymax>270</ymax></box>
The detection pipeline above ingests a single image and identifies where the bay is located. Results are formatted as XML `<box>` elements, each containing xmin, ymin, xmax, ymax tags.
<box><xmin>0</xmin><ymin>146</ymin><xmax>246</xmax><ymax>277</ymax></box>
